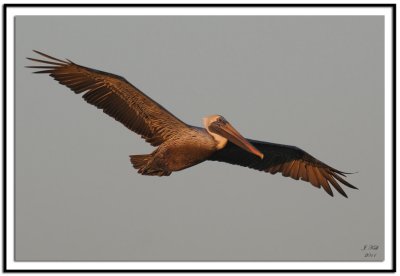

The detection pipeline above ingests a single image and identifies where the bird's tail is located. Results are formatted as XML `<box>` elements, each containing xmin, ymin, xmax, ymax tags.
<box><xmin>129</xmin><ymin>154</ymin><xmax>171</xmax><ymax>176</ymax></box>
<box><xmin>130</xmin><ymin>154</ymin><xmax>152</xmax><ymax>170</ymax></box>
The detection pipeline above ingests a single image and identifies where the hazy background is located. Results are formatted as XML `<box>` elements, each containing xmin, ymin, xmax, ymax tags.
<box><xmin>15</xmin><ymin>16</ymin><xmax>384</xmax><ymax>261</ymax></box>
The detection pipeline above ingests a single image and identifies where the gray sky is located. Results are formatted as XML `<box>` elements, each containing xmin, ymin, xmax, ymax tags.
<box><xmin>16</xmin><ymin>16</ymin><xmax>384</xmax><ymax>261</ymax></box>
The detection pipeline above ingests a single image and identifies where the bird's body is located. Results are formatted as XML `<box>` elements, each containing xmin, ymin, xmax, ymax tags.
<box><xmin>131</xmin><ymin>127</ymin><xmax>217</xmax><ymax>175</ymax></box>
<box><xmin>27</xmin><ymin>51</ymin><xmax>357</xmax><ymax>197</ymax></box>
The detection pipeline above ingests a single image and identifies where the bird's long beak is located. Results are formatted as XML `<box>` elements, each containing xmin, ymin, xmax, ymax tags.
<box><xmin>210</xmin><ymin>121</ymin><xmax>264</xmax><ymax>159</ymax></box>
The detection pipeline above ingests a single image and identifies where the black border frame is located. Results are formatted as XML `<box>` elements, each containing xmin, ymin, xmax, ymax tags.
<box><xmin>3</xmin><ymin>3</ymin><xmax>396</xmax><ymax>273</ymax></box>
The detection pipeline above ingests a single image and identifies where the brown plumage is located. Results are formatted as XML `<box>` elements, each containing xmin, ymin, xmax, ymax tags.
<box><xmin>27</xmin><ymin>50</ymin><xmax>357</xmax><ymax>197</ymax></box>
<box><xmin>27</xmin><ymin>50</ymin><xmax>187</xmax><ymax>147</ymax></box>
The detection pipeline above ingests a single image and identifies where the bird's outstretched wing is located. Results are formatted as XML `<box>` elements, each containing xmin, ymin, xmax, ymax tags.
<box><xmin>27</xmin><ymin>50</ymin><xmax>189</xmax><ymax>146</ymax></box>
<box><xmin>208</xmin><ymin>139</ymin><xmax>357</xmax><ymax>197</ymax></box>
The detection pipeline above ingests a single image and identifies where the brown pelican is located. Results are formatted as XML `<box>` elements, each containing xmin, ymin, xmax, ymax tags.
<box><xmin>27</xmin><ymin>50</ymin><xmax>357</xmax><ymax>197</ymax></box>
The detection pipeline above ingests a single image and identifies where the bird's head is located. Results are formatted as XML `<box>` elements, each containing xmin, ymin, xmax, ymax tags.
<box><xmin>203</xmin><ymin>114</ymin><xmax>264</xmax><ymax>159</ymax></box>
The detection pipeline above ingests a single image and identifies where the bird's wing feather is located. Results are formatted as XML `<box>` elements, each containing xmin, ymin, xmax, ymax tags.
<box><xmin>208</xmin><ymin>139</ymin><xmax>357</xmax><ymax>197</ymax></box>
<box><xmin>27</xmin><ymin>50</ymin><xmax>188</xmax><ymax>146</ymax></box>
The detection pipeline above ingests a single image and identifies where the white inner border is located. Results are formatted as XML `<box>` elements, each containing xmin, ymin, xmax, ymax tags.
<box><xmin>5</xmin><ymin>6</ymin><xmax>394</xmax><ymax>271</ymax></box>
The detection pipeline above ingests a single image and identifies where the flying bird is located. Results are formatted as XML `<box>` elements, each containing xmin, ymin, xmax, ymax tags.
<box><xmin>27</xmin><ymin>50</ymin><xmax>357</xmax><ymax>197</ymax></box>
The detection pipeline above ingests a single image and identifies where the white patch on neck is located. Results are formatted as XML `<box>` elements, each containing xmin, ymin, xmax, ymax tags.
<box><xmin>210</xmin><ymin>132</ymin><xmax>228</xmax><ymax>149</ymax></box>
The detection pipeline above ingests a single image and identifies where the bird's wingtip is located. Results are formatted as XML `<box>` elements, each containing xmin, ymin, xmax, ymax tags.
<box><xmin>344</xmin><ymin>171</ymin><xmax>358</xmax><ymax>175</ymax></box>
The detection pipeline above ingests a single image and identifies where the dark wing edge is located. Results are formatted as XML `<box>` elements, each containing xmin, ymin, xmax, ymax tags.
<box><xmin>26</xmin><ymin>50</ymin><xmax>189</xmax><ymax>146</ymax></box>
<box><xmin>208</xmin><ymin>139</ymin><xmax>357</xmax><ymax>198</ymax></box>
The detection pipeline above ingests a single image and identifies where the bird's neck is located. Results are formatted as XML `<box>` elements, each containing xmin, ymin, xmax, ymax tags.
<box><xmin>209</xmin><ymin>132</ymin><xmax>228</xmax><ymax>149</ymax></box>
